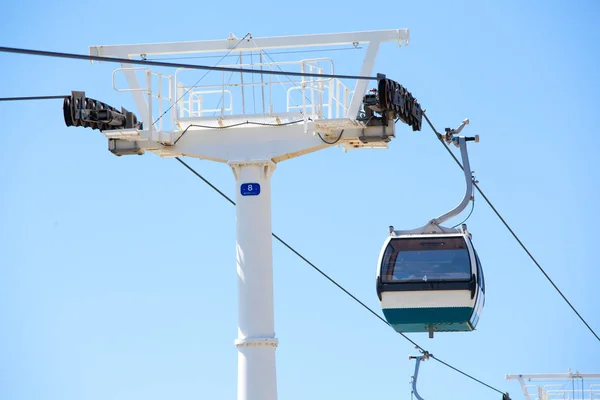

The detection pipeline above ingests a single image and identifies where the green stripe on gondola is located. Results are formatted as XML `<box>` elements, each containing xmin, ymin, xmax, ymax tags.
<box><xmin>383</xmin><ymin>307</ymin><xmax>475</xmax><ymax>332</ymax></box>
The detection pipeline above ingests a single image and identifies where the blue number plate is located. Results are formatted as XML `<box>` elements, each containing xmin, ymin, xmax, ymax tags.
<box><xmin>241</xmin><ymin>183</ymin><xmax>260</xmax><ymax>196</ymax></box>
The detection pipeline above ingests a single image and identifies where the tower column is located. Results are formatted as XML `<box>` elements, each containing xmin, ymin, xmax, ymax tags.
<box><xmin>230</xmin><ymin>161</ymin><xmax>278</xmax><ymax>400</ymax></box>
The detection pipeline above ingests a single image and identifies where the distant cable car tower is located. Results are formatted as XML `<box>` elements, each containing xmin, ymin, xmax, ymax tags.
<box><xmin>63</xmin><ymin>29</ymin><xmax>422</xmax><ymax>400</ymax></box>
<box><xmin>506</xmin><ymin>370</ymin><xmax>600</xmax><ymax>400</ymax></box>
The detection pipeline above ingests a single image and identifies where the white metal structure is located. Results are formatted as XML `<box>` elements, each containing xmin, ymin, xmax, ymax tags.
<box><xmin>89</xmin><ymin>30</ymin><xmax>409</xmax><ymax>400</ymax></box>
<box><xmin>506</xmin><ymin>371</ymin><xmax>600</xmax><ymax>400</ymax></box>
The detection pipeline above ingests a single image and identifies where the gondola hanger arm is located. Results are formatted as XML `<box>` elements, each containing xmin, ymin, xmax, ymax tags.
<box><xmin>409</xmin><ymin>351</ymin><xmax>431</xmax><ymax>400</ymax></box>
<box><xmin>388</xmin><ymin>118</ymin><xmax>479</xmax><ymax>236</ymax></box>
<box><xmin>428</xmin><ymin>119</ymin><xmax>479</xmax><ymax>229</ymax></box>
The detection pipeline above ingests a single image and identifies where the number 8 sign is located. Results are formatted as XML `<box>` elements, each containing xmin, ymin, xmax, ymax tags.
<box><xmin>241</xmin><ymin>183</ymin><xmax>261</xmax><ymax>196</ymax></box>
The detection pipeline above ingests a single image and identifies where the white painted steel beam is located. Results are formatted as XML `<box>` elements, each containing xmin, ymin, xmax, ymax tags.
<box><xmin>90</xmin><ymin>29</ymin><xmax>409</xmax><ymax>58</ymax></box>
<box><xmin>119</xmin><ymin>63</ymin><xmax>149</xmax><ymax>125</ymax></box>
<box><xmin>106</xmin><ymin>122</ymin><xmax>394</xmax><ymax>162</ymax></box>
<box><xmin>517</xmin><ymin>378</ymin><xmax>532</xmax><ymax>400</ymax></box>
<box><xmin>347</xmin><ymin>41</ymin><xmax>380</xmax><ymax>119</ymax></box>
<box><xmin>172</xmin><ymin>124</ymin><xmax>326</xmax><ymax>163</ymax></box>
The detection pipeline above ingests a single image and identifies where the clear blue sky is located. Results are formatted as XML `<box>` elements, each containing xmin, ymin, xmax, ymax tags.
<box><xmin>1</xmin><ymin>1</ymin><xmax>599</xmax><ymax>399</ymax></box>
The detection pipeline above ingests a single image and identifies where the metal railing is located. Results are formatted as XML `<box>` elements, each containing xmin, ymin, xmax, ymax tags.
<box><xmin>178</xmin><ymin>88</ymin><xmax>234</xmax><ymax>118</ymax></box>
<box><xmin>111</xmin><ymin>58</ymin><xmax>357</xmax><ymax>135</ymax></box>
<box><xmin>173</xmin><ymin>58</ymin><xmax>352</xmax><ymax>121</ymax></box>
<box><xmin>112</xmin><ymin>67</ymin><xmax>173</xmax><ymax>133</ymax></box>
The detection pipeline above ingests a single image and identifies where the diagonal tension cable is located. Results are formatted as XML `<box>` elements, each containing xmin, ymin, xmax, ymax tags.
<box><xmin>152</xmin><ymin>33</ymin><xmax>251</xmax><ymax>127</ymax></box>
<box><xmin>422</xmin><ymin>112</ymin><xmax>600</xmax><ymax>343</ymax></box>
<box><xmin>148</xmin><ymin>46</ymin><xmax>362</xmax><ymax>62</ymax></box>
<box><xmin>174</xmin><ymin>156</ymin><xmax>507</xmax><ymax>396</ymax></box>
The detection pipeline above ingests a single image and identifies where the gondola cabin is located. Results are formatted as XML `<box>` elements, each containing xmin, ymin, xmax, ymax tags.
<box><xmin>376</xmin><ymin>231</ymin><xmax>484</xmax><ymax>336</ymax></box>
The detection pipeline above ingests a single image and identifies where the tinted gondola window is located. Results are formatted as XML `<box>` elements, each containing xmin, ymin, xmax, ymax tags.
<box><xmin>381</xmin><ymin>237</ymin><xmax>471</xmax><ymax>283</ymax></box>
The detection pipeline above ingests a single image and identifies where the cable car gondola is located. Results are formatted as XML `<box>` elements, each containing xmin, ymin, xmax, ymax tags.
<box><xmin>376</xmin><ymin>120</ymin><xmax>484</xmax><ymax>338</ymax></box>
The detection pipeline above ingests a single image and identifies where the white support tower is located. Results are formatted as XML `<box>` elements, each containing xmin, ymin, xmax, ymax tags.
<box><xmin>87</xmin><ymin>29</ymin><xmax>410</xmax><ymax>400</ymax></box>
<box><xmin>506</xmin><ymin>371</ymin><xmax>600</xmax><ymax>400</ymax></box>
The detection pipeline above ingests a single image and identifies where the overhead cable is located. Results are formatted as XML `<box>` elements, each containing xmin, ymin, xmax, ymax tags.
<box><xmin>0</xmin><ymin>46</ymin><xmax>378</xmax><ymax>81</ymax></box>
<box><xmin>0</xmin><ymin>95</ymin><xmax>67</xmax><ymax>101</ymax></box>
